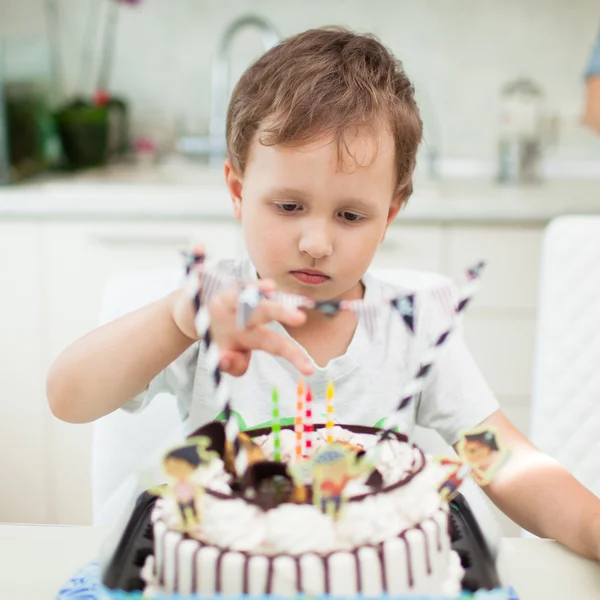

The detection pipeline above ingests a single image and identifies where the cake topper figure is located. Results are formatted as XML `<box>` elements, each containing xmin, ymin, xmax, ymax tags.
<box><xmin>436</xmin><ymin>457</ymin><xmax>471</xmax><ymax>502</ymax></box>
<box><xmin>152</xmin><ymin>436</ymin><xmax>219</xmax><ymax>531</ymax></box>
<box><xmin>436</xmin><ymin>426</ymin><xmax>510</xmax><ymax>501</ymax></box>
<box><xmin>294</xmin><ymin>443</ymin><xmax>375</xmax><ymax>518</ymax></box>
<box><xmin>457</xmin><ymin>427</ymin><xmax>509</xmax><ymax>486</ymax></box>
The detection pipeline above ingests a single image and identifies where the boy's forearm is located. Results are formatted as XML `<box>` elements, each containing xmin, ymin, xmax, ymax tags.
<box><xmin>47</xmin><ymin>290</ymin><xmax>195</xmax><ymax>424</ymax></box>
<box><xmin>485</xmin><ymin>447</ymin><xmax>600</xmax><ymax>560</ymax></box>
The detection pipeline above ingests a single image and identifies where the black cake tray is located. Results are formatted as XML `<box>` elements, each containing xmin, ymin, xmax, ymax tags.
<box><xmin>102</xmin><ymin>490</ymin><xmax>501</xmax><ymax>595</ymax></box>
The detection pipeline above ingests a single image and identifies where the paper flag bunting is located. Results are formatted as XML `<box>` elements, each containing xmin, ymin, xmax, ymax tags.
<box><xmin>391</xmin><ymin>293</ymin><xmax>415</xmax><ymax>333</ymax></box>
<box><xmin>237</xmin><ymin>285</ymin><xmax>264</xmax><ymax>330</ymax></box>
<box><xmin>377</xmin><ymin>262</ymin><xmax>486</xmax><ymax>441</ymax></box>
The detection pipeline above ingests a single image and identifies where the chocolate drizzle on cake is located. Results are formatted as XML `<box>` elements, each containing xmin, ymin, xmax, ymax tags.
<box><xmin>172</xmin><ymin>537</ymin><xmax>185</xmax><ymax>592</ymax></box>
<box><xmin>155</xmin><ymin>515</ymin><xmax>445</xmax><ymax>596</ymax></box>
<box><xmin>322</xmin><ymin>555</ymin><xmax>331</xmax><ymax>594</ymax></box>
<box><xmin>400</xmin><ymin>532</ymin><xmax>413</xmax><ymax>588</ymax></box>
<box><xmin>190</xmin><ymin>545</ymin><xmax>201</xmax><ymax>592</ymax></box>
<box><xmin>265</xmin><ymin>556</ymin><xmax>275</xmax><ymax>594</ymax></box>
<box><xmin>377</xmin><ymin>542</ymin><xmax>388</xmax><ymax>591</ymax></box>
<box><xmin>433</xmin><ymin>514</ymin><xmax>443</xmax><ymax>552</ymax></box>
<box><xmin>352</xmin><ymin>548</ymin><xmax>362</xmax><ymax>591</ymax></box>
<box><xmin>242</xmin><ymin>553</ymin><xmax>251</xmax><ymax>593</ymax></box>
<box><xmin>215</xmin><ymin>550</ymin><xmax>225</xmax><ymax>593</ymax></box>
<box><xmin>417</xmin><ymin>524</ymin><xmax>432</xmax><ymax>574</ymax></box>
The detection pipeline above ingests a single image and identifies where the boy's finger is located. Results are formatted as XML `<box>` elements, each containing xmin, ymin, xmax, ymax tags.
<box><xmin>219</xmin><ymin>350</ymin><xmax>250</xmax><ymax>377</ymax></box>
<box><xmin>246</xmin><ymin>299</ymin><xmax>306</xmax><ymax>329</ymax></box>
<box><xmin>244</xmin><ymin>327</ymin><xmax>313</xmax><ymax>376</ymax></box>
<box><xmin>211</xmin><ymin>280</ymin><xmax>276</xmax><ymax>317</ymax></box>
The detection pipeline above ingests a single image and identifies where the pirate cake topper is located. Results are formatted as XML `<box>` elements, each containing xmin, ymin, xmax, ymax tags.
<box><xmin>148</xmin><ymin>436</ymin><xmax>219</xmax><ymax>532</ymax></box>
<box><xmin>436</xmin><ymin>426</ymin><xmax>510</xmax><ymax>501</ymax></box>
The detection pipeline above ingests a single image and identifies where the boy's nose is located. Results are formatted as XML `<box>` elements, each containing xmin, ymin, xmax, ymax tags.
<box><xmin>298</xmin><ymin>224</ymin><xmax>333</xmax><ymax>259</ymax></box>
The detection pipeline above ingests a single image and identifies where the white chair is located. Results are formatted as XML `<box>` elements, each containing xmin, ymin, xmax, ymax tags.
<box><xmin>92</xmin><ymin>268</ymin><xmax>185</xmax><ymax>526</ymax></box>
<box><xmin>530</xmin><ymin>216</ymin><xmax>600</xmax><ymax>498</ymax></box>
<box><xmin>92</xmin><ymin>265</ymin><xmax>500</xmax><ymax>555</ymax></box>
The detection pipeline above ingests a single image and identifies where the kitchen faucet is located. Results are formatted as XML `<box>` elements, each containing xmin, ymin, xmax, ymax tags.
<box><xmin>176</xmin><ymin>15</ymin><xmax>279</xmax><ymax>164</ymax></box>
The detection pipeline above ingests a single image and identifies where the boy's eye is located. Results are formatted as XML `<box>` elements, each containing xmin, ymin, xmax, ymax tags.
<box><xmin>276</xmin><ymin>203</ymin><xmax>302</xmax><ymax>213</ymax></box>
<box><xmin>339</xmin><ymin>211</ymin><xmax>363</xmax><ymax>223</ymax></box>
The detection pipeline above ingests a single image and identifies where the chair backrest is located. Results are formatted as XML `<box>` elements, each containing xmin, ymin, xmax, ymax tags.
<box><xmin>530</xmin><ymin>216</ymin><xmax>600</xmax><ymax>497</ymax></box>
<box><xmin>92</xmin><ymin>268</ymin><xmax>185</xmax><ymax>525</ymax></box>
<box><xmin>92</xmin><ymin>265</ymin><xmax>499</xmax><ymax>554</ymax></box>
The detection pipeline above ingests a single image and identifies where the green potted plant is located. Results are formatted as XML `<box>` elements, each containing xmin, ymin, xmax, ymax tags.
<box><xmin>54</xmin><ymin>0</ymin><xmax>139</xmax><ymax>169</ymax></box>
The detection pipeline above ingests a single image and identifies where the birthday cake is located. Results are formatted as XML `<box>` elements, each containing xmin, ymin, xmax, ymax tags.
<box><xmin>133</xmin><ymin>419</ymin><xmax>463</xmax><ymax>598</ymax></box>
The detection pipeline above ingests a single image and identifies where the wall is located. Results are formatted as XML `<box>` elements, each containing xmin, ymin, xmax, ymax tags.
<box><xmin>2</xmin><ymin>0</ymin><xmax>600</xmax><ymax>169</ymax></box>
<box><xmin>0</xmin><ymin>0</ymin><xmax>600</xmax><ymax>170</ymax></box>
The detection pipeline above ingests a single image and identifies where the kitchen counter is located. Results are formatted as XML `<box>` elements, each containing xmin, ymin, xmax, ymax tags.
<box><xmin>0</xmin><ymin>163</ymin><xmax>598</xmax><ymax>224</ymax></box>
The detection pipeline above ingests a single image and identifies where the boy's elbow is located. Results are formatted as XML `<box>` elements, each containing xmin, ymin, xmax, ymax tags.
<box><xmin>46</xmin><ymin>365</ymin><xmax>87</xmax><ymax>424</ymax></box>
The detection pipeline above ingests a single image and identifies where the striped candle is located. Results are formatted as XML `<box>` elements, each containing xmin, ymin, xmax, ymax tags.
<box><xmin>272</xmin><ymin>387</ymin><xmax>281</xmax><ymax>462</ymax></box>
<box><xmin>326</xmin><ymin>381</ymin><xmax>335</xmax><ymax>443</ymax></box>
<box><xmin>304</xmin><ymin>386</ymin><xmax>314</xmax><ymax>456</ymax></box>
<box><xmin>295</xmin><ymin>379</ymin><xmax>304</xmax><ymax>462</ymax></box>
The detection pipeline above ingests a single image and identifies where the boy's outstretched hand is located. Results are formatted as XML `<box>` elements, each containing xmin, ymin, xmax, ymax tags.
<box><xmin>171</xmin><ymin>278</ymin><xmax>314</xmax><ymax>378</ymax></box>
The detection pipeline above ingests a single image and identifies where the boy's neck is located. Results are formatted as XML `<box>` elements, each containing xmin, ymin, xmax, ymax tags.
<box><xmin>282</xmin><ymin>279</ymin><xmax>365</xmax><ymax>367</ymax></box>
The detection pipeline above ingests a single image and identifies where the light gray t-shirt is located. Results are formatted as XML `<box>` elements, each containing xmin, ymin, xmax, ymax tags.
<box><xmin>123</xmin><ymin>259</ymin><xmax>499</xmax><ymax>445</ymax></box>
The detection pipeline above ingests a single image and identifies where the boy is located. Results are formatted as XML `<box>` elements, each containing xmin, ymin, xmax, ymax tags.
<box><xmin>47</xmin><ymin>27</ymin><xmax>600</xmax><ymax>560</ymax></box>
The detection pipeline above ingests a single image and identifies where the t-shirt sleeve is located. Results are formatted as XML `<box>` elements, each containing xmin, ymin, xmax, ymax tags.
<box><xmin>120</xmin><ymin>342</ymin><xmax>200</xmax><ymax>421</ymax></box>
<box><xmin>414</xmin><ymin>288</ymin><xmax>499</xmax><ymax>446</ymax></box>
<box><xmin>585</xmin><ymin>29</ymin><xmax>600</xmax><ymax>78</ymax></box>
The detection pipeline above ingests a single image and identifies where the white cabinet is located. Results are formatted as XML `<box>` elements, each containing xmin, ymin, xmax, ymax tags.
<box><xmin>444</xmin><ymin>226</ymin><xmax>543</xmax><ymax>310</ymax></box>
<box><xmin>0</xmin><ymin>223</ymin><xmax>49</xmax><ymax>523</ymax></box>
<box><xmin>43</xmin><ymin>220</ymin><xmax>242</xmax><ymax>524</ymax></box>
<box><xmin>373</xmin><ymin>225</ymin><xmax>444</xmax><ymax>272</ymax></box>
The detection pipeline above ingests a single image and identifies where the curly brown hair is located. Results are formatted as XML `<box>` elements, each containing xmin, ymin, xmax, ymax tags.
<box><xmin>226</xmin><ymin>27</ymin><xmax>423</xmax><ymax>199</ymax></box>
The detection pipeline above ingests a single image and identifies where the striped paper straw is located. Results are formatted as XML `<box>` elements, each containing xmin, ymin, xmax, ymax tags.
<box><xmin>326</xmin><ymin>381</ymin><xmax>335</xmax><ymax>443</ymax></box>
<box><xmin>304</xmin><ymin>386</ymin><xmax>314</xmax><ymax>457</ymax></box>
<box><xmin>272</xmin><ymin>387</ymin><xmax>281</xmax><ymax>462</ymax></box>
<box><xmin>378</xmin><ymin>262</ymin><xmax>486</xmax><ymax>441</ymax></box>
<box><xmin>295</xmin><ymin>379</ymin><xmax>304</xmax><ymax>462</ymax></box>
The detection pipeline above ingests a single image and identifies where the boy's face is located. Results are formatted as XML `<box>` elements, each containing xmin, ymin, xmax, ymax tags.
<box><xmin>225</xmin><ymin>127</ymin><xmax>403</xmax><ymax>302</ymax></box>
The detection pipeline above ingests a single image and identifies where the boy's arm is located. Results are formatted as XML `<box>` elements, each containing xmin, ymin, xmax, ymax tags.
<box><xmin>47</xmin><ymin>290</ymin><xmax>196</xmax><ymax>424</ymax></box>
<box><xmin>458</xmin><ymin>409</ymin><xmax>600</xmax><ymax>561</ymax></box>
<box><xmin>47</xmin><ymin>280</ymin><xmax>312</xmax><ymax>424</ymax></box>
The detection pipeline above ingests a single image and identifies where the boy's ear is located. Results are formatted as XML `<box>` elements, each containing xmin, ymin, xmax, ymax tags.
<box><xmin>382</xmin><ymin>192</ymin><xmax>405</xmax><ymax>242</ymax></box>
<box><xmin>224</xmin><ymin>158</ymin><xmax>243</xmax><ymax>221</ymax></box>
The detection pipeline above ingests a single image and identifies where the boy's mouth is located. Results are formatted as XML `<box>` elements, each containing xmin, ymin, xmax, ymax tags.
<box><xmin>290</xmin><ymin>269</ymin><xmax>331</xmax><ymax>285</ymax></box>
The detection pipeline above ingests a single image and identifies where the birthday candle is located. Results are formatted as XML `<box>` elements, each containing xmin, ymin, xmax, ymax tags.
<box><xmin>295</xmin><ymin>379</ymin><xmax>304</xmax><ymax>462</ymax></box>
<box><xmin>326</xmin><ymin>381</ymin><xmax>335</xmax><ymax>443</ymax></box>
<box><xmin>272</xmin><ymin>387</ymin><xmax>281</xmax><ymax>462</ymax></box>
<box><xmin>304</xmin><ymin>386</ymin><xmax>314</xmax><ymax>456</ymax></box>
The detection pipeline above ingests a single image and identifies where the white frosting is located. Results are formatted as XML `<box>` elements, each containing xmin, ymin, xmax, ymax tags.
<box><xmin>198</xmin><ymin>496</ymin><xmax>266</xmax><ymax>552</ymax></box>
<box><xmin>265</xmin><ymin>504</ymin><xmax>338</xmax><ymax>554</ymax></box>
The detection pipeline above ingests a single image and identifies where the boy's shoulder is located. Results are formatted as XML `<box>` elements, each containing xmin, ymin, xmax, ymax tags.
<box><xmin>363</xmin><ymin>269</ymin><xmax>450</xmax><ymax>297</ymax></box>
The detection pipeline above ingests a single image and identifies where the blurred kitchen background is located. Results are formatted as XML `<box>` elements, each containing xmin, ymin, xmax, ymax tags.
<box><xmin>1</xmin><ymin>0</ymin><xmax>600</xmax><ymax>538</ymax></box>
